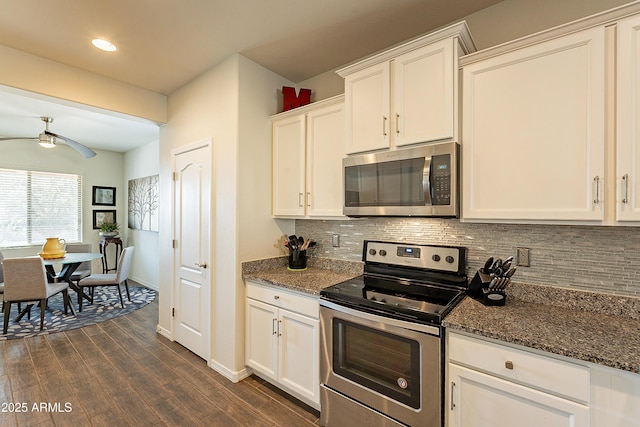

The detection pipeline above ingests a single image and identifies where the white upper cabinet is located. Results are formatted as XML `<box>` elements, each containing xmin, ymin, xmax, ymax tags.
<box><xmin>338</xmin><ymin>22</ymin><xmax>475</xmax><ymax>155</ymax></box>
<box><xmin>461</xmin><ymin>26</ymin><xmax>606</xmax><ymax>222</ymax></box>
<box><xmin>617</xmin><ymin>14</ymin><xmax>640</xmax><ymax>222</ymax></box>
<box><xmin>393</xmin><ymin>38</ymin><xmax>455</xmax><ymax>147</ymax></box>
<box><xmin>271</xmin><ymin>95</ymin><xmax>345</xmax><ymax>218</ymax></box>
<box><xmin>272</xmin><ymin>113</ymin><xmax>306</xmax><ymax>216</ymax></box>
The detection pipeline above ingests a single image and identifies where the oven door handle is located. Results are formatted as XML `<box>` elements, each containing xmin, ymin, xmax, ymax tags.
<box><xmin>320</xmin><ymin>299</ymin><xmax>440</xmax><ymax>336</ymax></box>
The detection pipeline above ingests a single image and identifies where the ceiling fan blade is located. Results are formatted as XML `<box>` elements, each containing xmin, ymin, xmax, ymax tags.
<box><xmin>45</xmin><ymin>130</ymin><xmax>97</xmax><ymax>158</ymax></box>
<box><xmin>0</xmin><ymin>136</ymin><xmax>38</xmax><ymax>141</ymax></box>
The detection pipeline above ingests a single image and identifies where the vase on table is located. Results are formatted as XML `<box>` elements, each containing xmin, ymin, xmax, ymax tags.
<box><xmin>40</xmin><ymin>237</ymin><xmax>66</xmax><ymax>259</ymax></box>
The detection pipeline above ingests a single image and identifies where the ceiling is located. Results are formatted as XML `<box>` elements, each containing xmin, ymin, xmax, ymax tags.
<box><xmin>0</xmin><ymin>0</ymin><xmax>504</xmax><ymax>153</ymax></box>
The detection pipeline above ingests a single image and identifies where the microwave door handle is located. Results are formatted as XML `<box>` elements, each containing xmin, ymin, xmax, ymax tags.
<box><xmin>423</xmin><ymin>157</ymin><xmax>432</xmax><ymax>205</ymax></box>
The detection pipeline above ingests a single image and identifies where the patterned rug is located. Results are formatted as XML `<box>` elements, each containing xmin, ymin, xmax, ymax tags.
<box><xmin>1</xmin><ymin>285</ymin><xmax>156</xmax><ymax>340</ymax></box>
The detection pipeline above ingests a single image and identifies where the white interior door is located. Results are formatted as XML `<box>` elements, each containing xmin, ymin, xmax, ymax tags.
<box><xmin>173</xmin><ymin>141</ymin><xmax>211</xmax><ymax>360</ymax></box>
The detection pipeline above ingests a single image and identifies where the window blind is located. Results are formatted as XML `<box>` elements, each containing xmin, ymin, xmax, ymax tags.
<box><xmin>0</xmin><ymin>168</ymin><xmax>82</xmax><ymax>248</ymax></box>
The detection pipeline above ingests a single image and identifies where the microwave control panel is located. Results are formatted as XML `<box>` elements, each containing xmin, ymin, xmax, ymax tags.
<box><xmin>431</xmin><ymin>154</ymin><xmax>451</xmax><ymax>205</ymax></box>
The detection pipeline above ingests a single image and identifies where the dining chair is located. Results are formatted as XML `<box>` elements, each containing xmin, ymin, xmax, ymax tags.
<box><xmin>0</xmin><ymin>250</ymin><xmax>4</xmax><ymax>312</ymax></box>
<box><xmin>2</xmin><ymin>257</ymin><xmax>72</xmax><ymax>334</ymax></box>
<box><xmin>77</xmin><ymin>246</ymin><xmax>134</xmax><ymax>311</ymax></box>
<box><xmin>64</xmin><ymin>242</ymin><xmax>93</xmax><ymax>288</ymax></box>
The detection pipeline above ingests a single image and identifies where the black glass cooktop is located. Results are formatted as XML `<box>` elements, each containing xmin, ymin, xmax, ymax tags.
<box><xmin>320</xmin><ymin>275</ymin><xmax>466</xmax><ymax>325</ymax></box>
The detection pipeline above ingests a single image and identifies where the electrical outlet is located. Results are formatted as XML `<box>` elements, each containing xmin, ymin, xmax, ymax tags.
<box><xmin>516</xmin><ymin>247</ymin><xmax>530</xmax><ymax>267</ymax></box>
<box><xmin>332</xmin><ymin>234</ymin><xmax>340</xmax><ymax>247</ymax></box>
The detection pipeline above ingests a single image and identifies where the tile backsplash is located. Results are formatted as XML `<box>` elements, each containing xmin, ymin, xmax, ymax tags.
<box><xmin>296</xmin><ymin>218</ymin><xmax>640</xmax><ymax>297</ymax></box>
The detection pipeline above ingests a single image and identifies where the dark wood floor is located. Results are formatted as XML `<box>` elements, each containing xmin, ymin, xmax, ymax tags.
<box><xmin>0</xmin><ymin>296</ymin><xmax>320</xmax><ymax>426</ymax></box>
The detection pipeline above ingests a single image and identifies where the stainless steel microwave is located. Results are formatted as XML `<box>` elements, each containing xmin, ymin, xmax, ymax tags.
<box><xmin>343</xmin><ymin>142</ymin><xmax>459</xmax><ymax>217</ymax></box>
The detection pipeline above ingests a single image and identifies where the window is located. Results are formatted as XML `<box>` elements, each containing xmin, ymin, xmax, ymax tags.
<box><xmin>0</xmin><ymin>168</ymin><xmax>82</xmax><ymax>248</ymax></box>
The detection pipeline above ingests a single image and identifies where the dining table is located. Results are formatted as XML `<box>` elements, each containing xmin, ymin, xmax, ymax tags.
<box><xmin>43</xmin><ymin>252</ymin><xmax>103</xmax><ymax>313</ymax></box>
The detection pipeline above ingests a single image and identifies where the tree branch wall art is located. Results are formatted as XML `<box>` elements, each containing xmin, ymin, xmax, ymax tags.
<box><xmin>128</xmin><ymin>175</ymin><xmax>159</xmax><ymax>231</ymax></box>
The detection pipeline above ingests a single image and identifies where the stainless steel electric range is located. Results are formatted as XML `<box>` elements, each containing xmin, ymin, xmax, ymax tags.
<box><xmin>319</xmin><ymin>240</ymin><xmax>468</xmax><ymax>427</ymax></box>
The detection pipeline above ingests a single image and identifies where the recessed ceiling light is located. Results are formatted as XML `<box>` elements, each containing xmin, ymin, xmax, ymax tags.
<box><xmin>92</xmin><ymin>38</ymin><xmax>117</xmax><ymax>52</ymax></box>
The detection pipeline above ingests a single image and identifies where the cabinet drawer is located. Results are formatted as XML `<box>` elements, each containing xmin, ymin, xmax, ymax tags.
<box><xmin>448</xmin><ymin>332</ymin><xmax>590</xmax><ymax>402</ymax></box>
<box><xmin>246</xmin><ymin>282</ymin><xmax>318</xmax><ymax>319</ymax></box>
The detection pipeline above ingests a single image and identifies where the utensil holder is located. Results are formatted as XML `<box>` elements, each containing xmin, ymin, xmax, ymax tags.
<box><xmin>468</xmin><ymin>270</ymin><xmax>507</xmax><ymax>306</ymax></box>
<box><xmin>288</xmin><ymin>249</ymin><xmax>307</xmax><ymax>270</ymax></box>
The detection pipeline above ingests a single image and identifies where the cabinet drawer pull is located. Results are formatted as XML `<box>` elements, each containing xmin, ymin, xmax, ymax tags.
<box><xmin>306</xmin><ymin>192</ymin><xmax>311</xmax><ymax>207</ymax></box>
<box><xmin>278</xmin><ymin>320</ymin><xmax>282</xmax><ymax>337</ymax></box>
<box><xmin>450</xmin><ymin>381</ymin><xmax>456</xmax><ymax>410</ymax></box>
<box><xmin>274</xmin><ymin>295</ymin><xmax>280</xmax><ymax>300</ymax></box>
<box><xmin>272</xmin><ymin>318</ymin><xmax>277</xmax><ymax>335</ymax></box>
<box><xmin>396</xmin><ymin>113</ymin><xmax>400</xmax><ymax>135</ymax></box>
<box><xmin>383</xmin><ymin>116</ymin><xmax>388</xmax><ymax>137</ymax></box>
<box><xmin>505</xmin><ymin>360</ymin><xmax>514</xmax><ymax>370</ymax></box>
<box><xmin>623</xmin><ymin>174</ymin><xmax>630</xmax><ymax>204</ymax></box>
<box><xmin>593</xmin><ymin>176</ymin><xmax>600</xmax><ymax>204</ymax></box>
<box><xmin>298</xmin><ymin>192</ymin><xmax>303</xmax><ymax>208</ymax></box>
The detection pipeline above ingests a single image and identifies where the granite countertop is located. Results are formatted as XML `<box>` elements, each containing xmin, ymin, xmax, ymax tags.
<box><xmin>443</xmin><ymin>282</ymin><xmax>640</xmax><ymax>374</ymax></box>
<box><xmin>242</xmin><ymin>256</ymin><xmax>363</xmax><ymax>296</ymax></box>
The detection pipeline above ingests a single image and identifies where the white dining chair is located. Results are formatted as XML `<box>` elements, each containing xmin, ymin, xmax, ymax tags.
<box><xmin>77</xmin><ymin>246</ymin><xmax>134</xmax><ymax>311</ymax></box>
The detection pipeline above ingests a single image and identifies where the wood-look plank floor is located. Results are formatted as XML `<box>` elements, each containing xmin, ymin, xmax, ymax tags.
<box><xmin>0</xmin><ymin>294</ymin><xmax>320</xmax><ymax>426</ymax></box>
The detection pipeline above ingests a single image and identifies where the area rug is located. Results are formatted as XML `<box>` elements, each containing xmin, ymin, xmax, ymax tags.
<box><xmin>1</xmin><ymin>285</ymin><xmax>156</xmax><ymax>340</ymax></box>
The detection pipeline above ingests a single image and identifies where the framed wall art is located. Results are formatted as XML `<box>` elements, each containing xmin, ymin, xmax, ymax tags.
<box><xmin>93</xmin><ymin>210</ymin><xmax>116</xmax><ymax>229</ymax></box>
<box><xmin>92</xmin><ymin>186</ymin><xmax>116</xmax><ymax>206</ymax></box>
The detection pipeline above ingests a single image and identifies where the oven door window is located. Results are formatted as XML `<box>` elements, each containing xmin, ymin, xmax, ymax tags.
<box><xmin>332</xmin><ymin>318</ymin><xmax>420</xmax><ymax>409</ymax></box>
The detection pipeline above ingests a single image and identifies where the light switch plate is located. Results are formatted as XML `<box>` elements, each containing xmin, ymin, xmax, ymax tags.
<box><xmin>332</xmin><ymin>234</ymin><xmax>340</xmax><ymax>247</ymax></box>
<box><xmin>516</xmin><ymin>247</ymin><xmax>530</xmax><ymax>267</ymax></box>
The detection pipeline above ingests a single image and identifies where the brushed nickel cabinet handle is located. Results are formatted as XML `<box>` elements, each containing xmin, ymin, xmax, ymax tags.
<box><xmin>298</xmin><ymin>192</ymin><xmax>304</xmax><ymax>207</ymax></box>
<box><xmin>396</xmin><ymin>113</ymin><xmax>400</xmax><ymax>135</ymax></box>
<box><xmin>623</xmin><ymin>174</ymin><xmax>630</xmax><ymax>204</ymax></box>
<box><xmin>593</xmin><ymin>176</ymin><xmax>600</xmax><ymax>204</ymax></box>
<box><xmin>272</xmin><ymin>318</ymin><xmax>277</xmax><ymax>335</ymax></box>
<box><xmin>306</xmin><ymin>192</ymin><xmax>311</xmax><ymax>207</ymax></box>
<box><xmin>450</xmin><ymin>381</ymin><xmax>456</xmax><ymax>410</ymax></box>
<box><xmin>278</xmin><ymin>320</ymin><xmax>282</xmax><ymax>337</ymax></box>
<box><xmin>383</xmin><ymin>116</ymin><xmax>388</xmax><ymax>137</ymax></box>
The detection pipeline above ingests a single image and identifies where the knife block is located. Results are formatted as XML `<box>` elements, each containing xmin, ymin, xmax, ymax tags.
<box><xmin>468</xmin><ymin>270</ymin><xmax>507</xmax><ymax>306</ymax></box>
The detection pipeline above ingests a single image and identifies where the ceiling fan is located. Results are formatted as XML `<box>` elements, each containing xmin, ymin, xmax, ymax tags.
<box><xmin>0</xmin><ymin>116</ymin><xmax>97</xmax><ymax>158</ymax></box>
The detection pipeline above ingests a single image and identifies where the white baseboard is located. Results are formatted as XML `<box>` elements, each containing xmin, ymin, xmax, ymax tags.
<box><xmin>156</xmin><ymin>324</ymin><xmax>172</xmax><ymax>340</ymax></box>
<box><xmin>208</xmin><ymin>359</ymin><xmax>252</xmax><ymax>383</ymax></box>
<box><xmin>129</xmin><ymin>275</ymin><xmax>158</xmax><ymax>291</ymax></box>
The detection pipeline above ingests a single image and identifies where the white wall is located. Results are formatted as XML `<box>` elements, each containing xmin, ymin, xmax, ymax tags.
<box><xmin>297</xmin><ymin>0</ymin><xmax>632</xmax><ymax>102</ymax></box>
<box><xmin>159</xmin><ymin>54</ymin><xmax>293</xmax><ymax>378</ymax></box>
<box><xmin>123</xmin><ymin>140</ymin><xmax>160</xmax><ymax>290</ymax></box>
<box><xmin>0</xmin><ymin>139</ymin><xmax>124</xmax><ymax>273</ymax></box>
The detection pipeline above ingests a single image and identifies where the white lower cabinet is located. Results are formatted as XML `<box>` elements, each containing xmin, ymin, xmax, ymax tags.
<box><xmin>447</xmin><ymin>332</ymin><xmax>590</xmax><ymax>427</ymax></box>
<box><xmin>591</xmin><ymin>364</ymin><xmax>640</xmax><ymax>427</ymax></box>
<box><xmin>245</xmin><ymin>281</ymin><xmax>320</xmax><ymax>409</ymax></box>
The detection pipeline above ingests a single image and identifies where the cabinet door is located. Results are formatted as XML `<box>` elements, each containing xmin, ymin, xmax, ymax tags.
<box><xmin>448</xmin><ymin>364</ymin><xmax>589</xmax><ymax>427</ymax></box>
<box><xmin>344</xmin><ymin>62</ymin><xmax>390</xmax><ymax>154</ymax></box>
<box><xmin>462</xmin><ymin>26</ymin><xmax>606</xmax><ymax>222</ymax></box>
<box><xmin>272</xmin><ymin>114</ymin><xmax>306</xmax><ymax>216</ymax></box>
<box><xmin>617</xmin><ymin>14</ymin><xmax>640</xmax><ymax>221</ymax></box>
<box><xmin>278</xmin><ymin>309</ymin><xmax>320</xmax><ymax>406</ymax></box>
<box><xmin>306</xmin><ymin>101</ymin><xmax>345</xmax><ymax>217</ymax></box>
<box><xmin>245</xmin><ymin>298</ymin><xmax>278</xmax><ymax>381</ymax></box>
<box><xmin>394</xmin><ymin>38</ymin><xmax>455</xmax><ymax>147</ymax></box>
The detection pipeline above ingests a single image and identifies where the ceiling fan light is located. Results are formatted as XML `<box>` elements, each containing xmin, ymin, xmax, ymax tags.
<box><xmin>92</xmin><ymin>38</ymin><xmax>117</xmax><ymax>52</ymax></box>
<box><xmin>38</xmin><ymin>133</ymin><xmax>56</xmax><ymax>148</ymax></box>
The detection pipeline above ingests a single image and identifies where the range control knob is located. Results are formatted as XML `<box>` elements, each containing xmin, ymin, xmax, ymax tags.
<box><xmin>432</xmin><ymin>254</ymin><xmax>441</xmax><ymax>262</ymax></box>
<box><xmin>379</xmin><ymin>249</ymin><xmax>387</xmax><ymax>256</ymax></box>
<box><xmin>446</xmin><ymin>256</ymin><xmax>455</xmax><ymax>264</ymax></box>
<box><xmin>369</xmin><ymin>249</ymin><xmax>377</xmax><ymax>256</ymax></box>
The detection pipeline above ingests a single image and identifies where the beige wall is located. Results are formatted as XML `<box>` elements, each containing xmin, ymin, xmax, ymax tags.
<box><xmin>123</xmin><ymin>140</ymin><xmax>160</xmax><ymax>290</ymax></box>
<box><xmin>297</xmin><ymin>0</ymin><xmax>633</xmax><ymax>100</ymax></box>
<box><xmin>0</xmin><ymin>139</ymin><xmax>124</xmax><ymax>273</ymax></box>
<box><xmin>159</xmin><ymin>54</ymin><xmax>293</xmax><ymax>378</ymax></box>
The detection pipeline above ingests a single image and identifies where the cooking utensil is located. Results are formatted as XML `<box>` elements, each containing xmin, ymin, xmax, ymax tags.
<box><xmin>482</xmin><ymin>257</ymin><xmax>494</xmax><ymax>274</ymax></box>
<box><xmin>501</xmin><ymin>260</ymin><xmax>512</xmax><ymax>273</ymax></box>
<box><xmin>504</xmin><ymin>267</ymin><xmax>517</xmax><ymax>278</ymax></box>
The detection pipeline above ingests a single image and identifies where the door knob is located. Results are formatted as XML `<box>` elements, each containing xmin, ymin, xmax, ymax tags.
<box><xmin>195</xmin><ymin>262</ymin><xmax>208</xmax><ymax>268</ymax></box>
